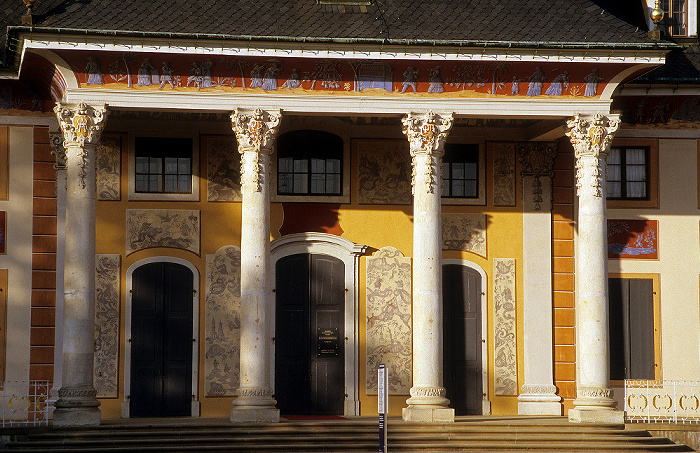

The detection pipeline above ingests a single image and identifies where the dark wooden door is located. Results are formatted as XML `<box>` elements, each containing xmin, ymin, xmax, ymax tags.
<box><xmin>130</xmin><ymin>262</ymin><xmax>193</xmax><ymax>417</ymax></box>
<box><xmin>609</xmin><ymin>278</ymin><xmax>655</xmax><ymax>380</ymax></box>
<box><xmin>275</xmin><ymin>253</ymin><xmax>345</xmax><ymax>415</ymax></box>
<box><xmin>443</xmin><ymin>264</ymin><xmax>482</xmax><ymax>415</ymax></box>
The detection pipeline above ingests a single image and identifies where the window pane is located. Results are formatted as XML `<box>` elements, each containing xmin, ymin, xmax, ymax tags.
<box><xmin>465</xmin><ymin>180</ymin><xmax>478</xmax><ymax>198</ymax></box>
<box><xmin>607</xmin><ymin>181</ymin><xmax>622</xmax><ymax>198</ymax></box>
<box><xmin>293</xmin><ymin>159</ymin><xmax>308</xmax><ymax>172</ymax></box>
<box><xmin>627</xmin><ymin>181</ymin><xmax>647</xmax><ymax>198</ymax></box>
<box><xmin>626</xmin><ymin>164</ymin><xmax>646</xmax><ymax>183</ymax></box>
<box><xmin>327</xmin><ymin>174</ymin><xmax>341</xmax><ymax>194</ymax></box>
<box><xmin>311</xmin><ymin>158</ymin><xmax>325</xmax><ymax>173</ymax></box>
<box><xmin>452</xmin><ymin>163</ymin><xmax>464</xmax><ymax>179</ymax></box>
<box><xmin>165</xmin><ymin>157</ymin><xmax>178</xmax><ymax>174</ymax></box>
<box><xmin>165</xmin><ymin>174</ymin><xmax>177</xmax><ymax>192</ymax></box>
<box><xmin>135</xmin><ymin>174</ymin><xmax>147</xmax><ymax>192</ymax></box>
<box><xmin>149</xmin><ymin>175</ymin><xmax>161</xmax><ymax>192</ymax></box>
<box><xmin>451</xmin><ymin>179</ymin><xmax>465</xmax><ymax>197</ymax></box>
<box><xmin>178</xmin><ymin>158</ymin><xmax>191</xmax><ymax>174</ymax></box>
<box><xmin>149</xmin><ymin>158</ymin><xmax>162</xmax><ymax>175</ymax></box>
<box><xmin>279</xmin><ymin>157</ymin><xmax>292</xmax><ymax>173</ymax></box>
<box><xmin>607</xmin><ymin>164</ymin><xmax>621</xmax><ymax>182</ymax></box>
<box><xmin>278</xmin><ymin>174</ymin><xmax>292</xmax><ymax>193</ymax></box>
<box><xmin>465</xmin><ymin>163</ymin><xmax>477</xmax><ymax>180</ymax></box>
<box><xmin>607</xmin><ymin>148</ymin><xmax>621</xmax><ymax>165</ymax></box>
<box><xmin>135</xmin><ymin>157</ymin><xmax>148</xmax><ymax>174</ymax></box>
<box><xmin>178</xmin><ymin>175</ymin><xmax>191</xmax><ymax>193</ymax></box>
<box><xmin>293</xmin><ymin>174</ymin><xmax>308</xmax><ymax>193</ymax></box>
<box><xmin>311</xmin><ymin>174</ymin><xmax>325</xmax><ymax>193</ymax></box>
<box><xmin>625</xmin><ymin>148</ymin><xmax>646</xmax><ymax>165</ymax></box>
<box><xmin>442</xmin><ymin>178</ymin><xmax>449</xmax><ymax>197</ymax></box>
<box><xmin>327</xmin><ymin>159</ymin><xmax>341</xmax><ymax>174</ymax></box>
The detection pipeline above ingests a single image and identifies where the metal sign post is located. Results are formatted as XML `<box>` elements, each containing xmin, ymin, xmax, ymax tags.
<box><xmin>378</xmin><ymin>364</ymin><xmax>388</xmax><ymax>453</ymax></box>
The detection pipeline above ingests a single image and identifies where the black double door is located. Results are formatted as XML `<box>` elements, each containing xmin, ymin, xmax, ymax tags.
<box><xmin>130</xmin><ymin>262</ymin><xmax>193</xmax><ymax>417</ymax></box>
<box><xmin>275</xmin><ymin>253</ymin><xmax>345</xmax><ymax>415</ymax></box>
<box><xmin>443</xmin><ymin>264</ymin><xmax>483</xmax><ymax>415</ymax></box>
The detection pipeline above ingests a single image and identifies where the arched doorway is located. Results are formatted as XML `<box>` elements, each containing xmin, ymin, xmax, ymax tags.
<box><xmin>124</xmin><ymin>258</ymin><xmax>199</xmax><ymax>417</ymax></box>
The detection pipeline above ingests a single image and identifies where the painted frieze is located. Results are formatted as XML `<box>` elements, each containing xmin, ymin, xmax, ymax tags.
<box><xmin>442</xmin><ymin>213</ymin><xmax>487</xmax><ymax>257</ymax></box>
<box><xmin>94</xmin><ymin>254</ymin><xmax>120</xmax><ymax>398</ymax></box>
<box><xmin>205</xmin><ymin>246</ymin><xmax>241</xmax><ymax>396</ymax></box>
<box><xmin>607</xmin><ymin>219</ymin><xmax>658</xmax><ymax>259</ymax></box>
<box><xmin>64</xmin><ymin>49</ymin><xmax>625</xmax><ymax>100</ymax></box>
<box><xmin>96</xmin><ymin>135</ymin><xmax>121</xmax><ymax>201</ymax></box>
<box><xmin>490</xmin><ymin>142</ymin><xmax>516</xmax><ymax>207</ymax></box>
<box><xmin>126</xmin><ymin>209</ymin><xmax>200</xmax><ymax>255</ymax></box>
<box><xmin>206</xmin><ymin>135</ymin><xmax>241</xmax><ymax>202</ymax></box>
<box><xmin>356</xmin><ymin>140</ymin><xmax>411</xmax><ymax>205</ymax></box>
<box><xmin>366</xmin><ymin>246</ymin><xmax>412</xmax><ymax>395</ymax></box>
<box><xmin>493</xmin><ymin>258</ymin><xmax>517</xmax><ymax>396</ymax></box>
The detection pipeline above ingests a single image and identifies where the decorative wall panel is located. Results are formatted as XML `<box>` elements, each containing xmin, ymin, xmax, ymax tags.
<box><xmin>206</xmin><ymin>136</ymin><xmax>241</xmax><ymax>202</ymax></box>
<box><xmin>493</xmin><ymin>258</ymin><xmax>517</xmax><ymax>395</ymax></box>
<box><xmin>442</xmin><ymin>213</ymin><xmax>487</xmax><ymax>257</ymax></box>
<box><xmin>126</xmin><ymin>209</ymin><xmax>200</xmax><ymax>255</ymax></box>
<box><xmin>96</xmin><ymin>135</ymin><xmax>121</xmax><ymax>201</ymax></box>
<box><xmin>205</xmin><ymin>246</ymin><xmax>241</xmax><ymax>396</ymax></box>
<box><xmin>356</xmin><ymin>140</ymin><xmax>412</xmax><ymax>205</ymax></box>
<box><xmin>607</xmin><ymin>219</ymin><xmax>658</xmax><ymax>259</ymax></box>
<box><xmin>366</xmin><ymin>246</ymin><xmax>412</xmax><ymax>394</ymax></box>
<box><xmin>491</xmin><ymin>142</ymin><xmax>516</xmax><ymax>207</ymax></box>
<box><xmin>94</xmin><ymin>254</ymin><xmax>120</xmax><ymax>398</ymax></box>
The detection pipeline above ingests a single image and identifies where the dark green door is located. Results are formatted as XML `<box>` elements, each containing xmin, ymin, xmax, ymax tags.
<box><xmin>443</xmin><ymin>264</ymin><xmax>482</xmax><ymax>415</ymax></box>
<box><xmin>275</xmin><ymin>253</ymin><xmax>345</xmax><ymax>415</ymax></box>
<box><xmin>130</xmin><ymin>262</ymin><xmax>193</xmax><ymax>417</ymax></box>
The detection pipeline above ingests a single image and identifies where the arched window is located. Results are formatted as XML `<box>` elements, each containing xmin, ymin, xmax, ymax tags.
<box><xmin>277</xmin><ymin>130</ymin><xmax>343</xmax><ymax>196</ymax></box>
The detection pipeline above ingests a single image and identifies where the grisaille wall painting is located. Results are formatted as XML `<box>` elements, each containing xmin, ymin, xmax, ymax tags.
<box><xmin>94</xmin><ymin>254</ymin><xmax>120</xmax><ymax>398</ymax></box>
<box><xmin>356</xmin><ymin>140</ymin><xmax>412</xmax><ymax>205</ymax></box>
<box><xmin>490</xmin><ymin>142</ymin><xmax>517</xmax><ymax>207</ymax></box>
<box><xmin>493</xmin><ymin>258</ymin><xmax>517</xmax><ymax>396</ymax></box>
<box><xmin>442</xmin><ymin>213</ymin><xmax>487</xmax><ymax>256</ymax></box>
<box><xmin>366</xmin><ymin>246</ymin><xmax>412</xmax><ymax>395</ymax></box>
<box><xmin>96</xmin><ymin>135</ymin><xmax>121</xmax><ymax>201</ymax></box>
<box><xmin>205</xmin><ymin>246</ymin><xmax>241</xmax><ymax>396</ymax></box>
<box><xmin>206</xmin><ymin>136</ymin><xmax>241</xmax><ymax>202</ymax></box>
<box><xmin>126</xmin><ymin>209</ymin><xmax>200</xmax><ymax>255</ymax></box>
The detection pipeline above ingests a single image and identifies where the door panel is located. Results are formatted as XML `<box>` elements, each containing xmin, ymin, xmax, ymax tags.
<box><xmin>131</xmin><ymin>262</ymin><xmax>193</xmax><ymax>417</ymax></box>
<box><xmin>443</xmin><ymin>264</ymin><xmax>482</xmax><ymax>415</ymax></box>
<box><xmin>276</xmin><ymin>253</ymin><xmax>345</xmax><ymax>415</ymax></box>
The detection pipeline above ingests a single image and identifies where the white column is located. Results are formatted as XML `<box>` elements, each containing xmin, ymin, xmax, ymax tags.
<box><xmin>565</xmin><ymin>114</ymin><xmax>624</xmax><ymax>424</ymax></box>
<box><xmin>401</xmin><ymin>111</ymin><xmax>455</xmax><ymax>423</ymax></box>
<box><xmin>517</xmin><ymin>142</ymin><xmax>563</xmax><ymax>415</ymax></box>
<box><xmin>230</xmin><ymin>108</ymin><xmax>281</xmax><ymax>423</ymax></box>
<box><xmin>53</xmin><ymin>102</ymin><xmax>107</xmax><ymax>427</ymax></box>
<box><xmin>48</xmin><ymin>132</ymin><xmax>66</xmax><ymax>419</ymax></box>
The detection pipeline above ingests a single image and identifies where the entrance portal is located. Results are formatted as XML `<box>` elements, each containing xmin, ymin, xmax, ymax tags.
<box><xmin>275</xmin><ymin>253</ymin><xmax>345</xmax><ymax>415</ymax></box>
<box><xmin>443</xmin><ymin>263</ymin><xmax>483</xmax><ymax>415</ymax></box>
<box><xmin>130</xmin><ymin>262</ymin><xmax>194</xmax><ymax>417</ymax></box>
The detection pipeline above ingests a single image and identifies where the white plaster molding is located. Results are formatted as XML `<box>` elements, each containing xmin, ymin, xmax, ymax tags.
<box><xmin>270</xmin><ymin>232</ymin><xmax>368</xmax><ymax>416</ymax></box>
<box><xmin>123</xmin><ymin>256</ymin><xmax>200</xmax><ymax>418</ymax></box>
<box><xmin>25</xmin><ymin>49</ymin><xmax>79</xmax><ymax>91</ymax></box>
<box><xmin>442</xmin><ymin>258</ymin><xmax>490</xmax><ymax>415</ymax></box>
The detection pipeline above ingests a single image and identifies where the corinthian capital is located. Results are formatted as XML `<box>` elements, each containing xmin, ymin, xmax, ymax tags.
<box><xmin>231</xmin><ymin>108</ymin><xmax>281</xmax><ymax>153</ymax></box>
<box><xmin>54</xmin><ymin>102</ymin><xmax>108</xmax><ymax>147</ymax></box>
<box><xmin>565</xmin><ymin>114</ymin><xmax>619</xmax><ymax>198</ymax></box>
<box><xmin>401</xmin><ymin>111</ymin><xmax>453</xmax><ymax>157</ymax></box>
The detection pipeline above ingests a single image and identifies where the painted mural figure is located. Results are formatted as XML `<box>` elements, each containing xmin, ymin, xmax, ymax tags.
<box><xmin>262</xmin><ymin>63</ymin><xmax>281</xmax><ymax>91</ymax></box>
<box><xmin>545</xmin><ymin>71</ymin><xmax>569</xmax><ymax>96</ymax></box>
<box><xmin>634</xmin><ymin>99</ymin><xmax>647</xmax><ymax>124</ymax></box>
<box><xmin>137</xmin><ymin>58</ymin><xmax>157</xmax><ymax>86</ymax></box>
<box><xmin>250</xmin><ymin>64</ymin><xmax>264</xmax><ymax>88</ymax></box>
<box><xmin>526</xmin><ymin>66</ymin><xmax>545</xmax><ymax>96</ymax></box>
<box><xmin>187</xmin><ymin>63</ymin><xmax>203</xmax><ymax>89</ymax></box>
<box><xmin>281</xmin><ymin>69</ymin><xmax>301</xmax><ymax>89</ymax></box>
<box><xmin>428</xmin><ymin>66</ymin><xmax>444</xmax><ymax>93</ymax></box>
<box><xmin>200</xmin><ymin>59</ymin><xmax>214</xmax><ymax>88</ymax></box>
<box><xmin>511</xmin><ymin>76</ymin><xmax>520</xmax><ymax>95</ymax></box>
<box><xmin>159</xmin><ymin>62</ymin><xmax>176</xmax><ymax>90</ymax></box>
<box><xmin>401</xmin><ymin>67</ymin><xmax>419</xmax><ymax>93</ymax></box>
<box><xmin>583</xmin><ymin>68</ymin><xmax>602</xmax><ymax>97</ymax></box>
<box><xmin>85</xmin><ymin>56</ymin><xmax>104</xmax><ymax>85</ymax></box>
<box><xmin>651</xmin><ymin>100</ymin><xmax>670</xmax><ymax>123</ymax></box>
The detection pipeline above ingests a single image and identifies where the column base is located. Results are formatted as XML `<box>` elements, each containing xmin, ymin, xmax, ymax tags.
<box><xmin>52</xmin><ymin>387</ymin><xmax>101</xmax><ymax>427</ymax></box>
<box><xmin>230</xmin><ymin>407</ymin><xmax>280</xmax><ymax>423</ymax></box>
<box><xmin>517</xmin><ymin>385</ymin><xmax>562</xmax><ymax>415</ymax></box>
<box><xmin>568</xmin><ymin>408</ymin><xmax>625</xmax><ymax>424</ymax></box>
<box><xmin>402</xmin><ymin>406</ymin><xmax>455</xmax><ymax>422</ymax></box>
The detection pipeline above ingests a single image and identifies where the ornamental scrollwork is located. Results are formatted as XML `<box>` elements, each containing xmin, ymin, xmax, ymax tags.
<box><xmin>230</xmin><ymin>108</ymin><xmax>281</xmax><ymax>193</ymax></box>
<box><xmin>409</xmin><ymin>386</ymin><xmax>447</xmax><ymax>398</ymax></box>
<box><xmin>518</xmin><ymin>142</ymin><xmax>558</xmax><ymax>211</ymax></box>
<box><xmin>577</xmin><ymin>387</ymin><xmax>613</xmax><ymax>399</ymax></box>
<box><xmin>49</xmin><ymin>131</ymin><xmax>66</xmax><ymax>170</ymax></box>
<box><xmin>237</xmin><ymin>386</ymin><xmax>273</xmax><ymax>398</ymax></box>
<box><xmin>565</xmin><ymin>113</ymin><xmax>619</xmax><ymax>198</ymax></box>
<box><xmin>401</xmin><ymin>111</ymin><xmax>453</xmax><ymax>195</ymax></box>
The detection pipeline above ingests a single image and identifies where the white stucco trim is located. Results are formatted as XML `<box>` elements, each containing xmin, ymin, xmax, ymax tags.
<box><xmin>442</xmin><ymin>258</ymin><xmax>490</xmax><ymax>415</ymax></box>
<box><xmin>122</xmin><ymin>256</ymin><xmax>200</xmax><ymax>418</ymax></box>
<box><xmin>270</xmin><ymin>232</ymin><xmax>368</xmax><ymax>416</ymax></box>
<box><xmin>26</xmin><ymin>49</ymin><xmax>79</xmax><ymax>92</ymax></box>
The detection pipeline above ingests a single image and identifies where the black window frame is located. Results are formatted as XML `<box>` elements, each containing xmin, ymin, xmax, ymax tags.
<box><xmin>442</xmin><ymin>143</ymin><xmax>479</xmax><ymax>199</ymax></box>
<box><xmin>606</xmin><ymin>146</ymin><xmax>650</xmax><ymax>201</ymax></box>
<box><xmin>276</xmin><ymin>130</ymin><xmax>343</xmax><ymax>196</ymax></box>
<box><xmin>134</xmin><ymin>137</ymin><xmax>194</xmax><ymax>194</ymax></box>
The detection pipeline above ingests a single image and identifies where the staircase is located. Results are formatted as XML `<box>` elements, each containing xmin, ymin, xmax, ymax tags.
<box><xmin>1</xmin><ymin>416</ymin><xmax>694</xmax><ymax>452</ymax></box>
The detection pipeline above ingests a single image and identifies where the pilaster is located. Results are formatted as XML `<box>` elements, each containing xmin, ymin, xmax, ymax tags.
<box><xmin>401</xmin><ymin>111</ymin><xmax>455</xmax><ymax>423</ymax></box>
<box><xmin>517</xmin><ymin>142</ymin><xmax>562</xmax><ymax>415</ymax></box>
<box><xmin>565</xmin><ymin>113</ymin><xmax>624</xmax><ymax>424</ymax></box>
<box><xmin>52</xmin><ymin>102</ymin><xmax>107</xmax><ymax>427</ymax></box>
<box><xmin>230</xmin><ymin>108</ymin><xmax>281</xmax><ymax>423</ymax></box>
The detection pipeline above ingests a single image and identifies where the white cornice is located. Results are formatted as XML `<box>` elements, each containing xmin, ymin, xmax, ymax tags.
<box><xmin>21</xmin><ymin>33</ymin><xmax>668</xmax><ymax>65</ymax></box>
<box><xmin>64</xmin><ymin>87</ymin><xmax>612</xmax><ymax>117</ymax></box>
